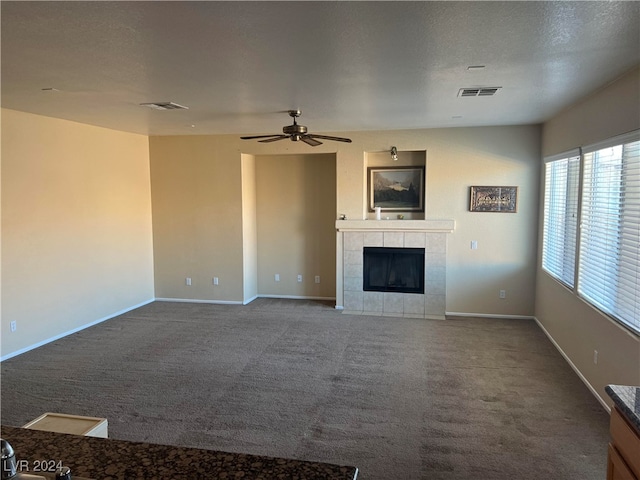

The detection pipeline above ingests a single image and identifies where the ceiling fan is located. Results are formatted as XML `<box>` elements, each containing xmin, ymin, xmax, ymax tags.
<box><xmin>240</xmin><ymin>110</ymin><xmax>352</xmax><ymax>146</ymax></box>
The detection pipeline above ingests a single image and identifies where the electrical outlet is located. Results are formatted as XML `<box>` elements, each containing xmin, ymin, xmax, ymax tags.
<box><xmin>593</xmin><ymin>350</ymin><xmax>598</xmax><ymax>364</ymax></box>
<box><xmin>186</xmin><ymin>277</ymin><xmax>192</xmax><ymax>286</ymax></box>
<box><xmin>315</xmin><ymin>275</ymin><xmax>320</xmax><ymax>284</ymax></box>
<box><xmin>471</xmin><ymin>240</ymin><xmax>478</xmax><ymax>250</ymax></box>
<box><xmin>274</xmin><ymin>274</ymin><xmax>280</xmax><ymax>282</ymax></box>
<box><xmin>499</xmin><ymin>290</ymin><xmax>506</xmax><ymax>299</ymax></box>
<box><xmin>213</xmin><ymin>277</ymin><xmax>219</xmax><ymax>285</ymax></box>
<box><xmin>10</xmin><ymin>321</ymin><xmax>16</xmax><ymax>332</ymax></box>
<box><xmin>297</xmin><ymin>274</ymin><xmax>303</xmax><ymax>283</ymax></box>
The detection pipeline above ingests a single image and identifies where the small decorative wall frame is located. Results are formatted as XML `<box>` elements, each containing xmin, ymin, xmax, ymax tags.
<box><xmin>368</xmin><ymin>166</ymin><xmax>425</xmax><ymax>212</ymax></box>
<box><xmin>469</xmin><ymin>186</ymin><xmax>518</xmax><ymax>212</ymax></box>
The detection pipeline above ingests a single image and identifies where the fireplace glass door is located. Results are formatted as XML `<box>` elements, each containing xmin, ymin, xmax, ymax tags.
<box><xmin>363</xmin><ymin>247</ymin><xmax>425</xmax><ymax>294</ymax></box>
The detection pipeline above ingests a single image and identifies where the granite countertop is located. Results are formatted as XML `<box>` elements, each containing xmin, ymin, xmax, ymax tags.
<box><xmin>0</xmin><ymin>426</ymin><xmax>358</xmax><ymax>480</ymax></box>
<box><xmin>605</xmin><ymin>384</ymin><xmax>640</xmax><ymax>432</ymax></box>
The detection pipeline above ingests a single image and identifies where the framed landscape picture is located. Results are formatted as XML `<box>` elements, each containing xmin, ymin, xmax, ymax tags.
<box><xmin>368</xmin><ymin>166</ymin><xmax>425</xmax><ymax>212</ymax></box>
<box><xmin>469</xmin><ymin>186</ymin><xmax>518</xmax><ymax>212</ymax></box>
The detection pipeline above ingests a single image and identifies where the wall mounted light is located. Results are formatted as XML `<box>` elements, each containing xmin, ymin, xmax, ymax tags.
<box><xmin>391</xmin><ymin>146</ymin><xmax>398</xmax><ymax>161</ymax></box>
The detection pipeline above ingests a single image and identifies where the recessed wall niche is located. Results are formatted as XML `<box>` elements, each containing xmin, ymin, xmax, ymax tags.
<box><xmin>364</xmin><ymin>149</ymin><xmax>427</xmax><ymax>220</ymax></box>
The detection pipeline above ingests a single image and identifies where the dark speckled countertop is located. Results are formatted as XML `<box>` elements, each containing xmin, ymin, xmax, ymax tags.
<box><xmin>0</xmin><ymin>426</ymin><xmax>358</xmax><ymax>479</ymax></box>
<box><xmin>605</xmin><ymin>384</ymin><xmax>640</xmax><ymax>433</ymax></box>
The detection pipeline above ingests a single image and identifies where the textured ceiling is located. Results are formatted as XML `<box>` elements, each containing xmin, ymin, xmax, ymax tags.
<box><xmin>2</xmin><ymin>1</ymin><xmax>639</xmax><ymax>136</ymax></box>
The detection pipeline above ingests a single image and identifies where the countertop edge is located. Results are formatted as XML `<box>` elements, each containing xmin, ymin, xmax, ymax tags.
<box><xmin>605</xmin><ymin>384</ymin><xmax>640</xmax><ymax>433</ymax></box>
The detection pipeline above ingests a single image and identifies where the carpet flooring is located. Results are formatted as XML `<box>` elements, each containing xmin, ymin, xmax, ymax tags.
<box><xmin>1</xmin><ymin>299</ymin><xmax>610</xmax><ymax>479</ymax></box>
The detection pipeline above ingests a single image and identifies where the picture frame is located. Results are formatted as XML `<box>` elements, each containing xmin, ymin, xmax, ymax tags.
<box><xmin>469</xmin><ymin>186</ymin><xmax>518</xmax><ymax>213</ymax></box>
<box><xmin>368</xmin><ymin>166</ymin><xmax>425</xmax><ymax>212</ymax></box>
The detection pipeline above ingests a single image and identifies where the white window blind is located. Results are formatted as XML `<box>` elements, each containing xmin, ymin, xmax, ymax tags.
<box><xmin>542</xmin><ymin>152</ymin><xmax>580</xmax><ymax>287</ymax></box>
<box><xmin>578</xmin><ymin>134</ymin><xmax>640</xmax><ymax>334</ymax></box>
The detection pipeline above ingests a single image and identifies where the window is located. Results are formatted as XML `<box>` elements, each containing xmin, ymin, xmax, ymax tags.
<box><xmin>542</xmin><ymin>151</ymin><xmax>580</xmax><ymax>287</ymax></box>
<box><xmin>578</xmin><ymin>135</ymin><xmax>640</xmax><ymax>334</ymax></box>
<box><xmin>543</xmin><ymin>133</ymin><xmax>640</xmax><ymax>334</ymax></box>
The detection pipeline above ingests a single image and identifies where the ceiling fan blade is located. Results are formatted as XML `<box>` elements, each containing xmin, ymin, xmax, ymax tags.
<box><xmin>301</xmin><ymin>136</ymin><xmax>322</xmax><ymax>147</ymax></box>
<box><xmin>307</xmin><ymin>134</ymin><xmax>352</xmax><ymax>143</ymax></box>
<box><xmin>258</xmin><ymin>135</ymin><xmax>289</xmax><ymax>143</ymax></box>
<box><xmin>240</xmin><ymin>134</ymin><xmax>285</xmax><ymax>140</ymax></box>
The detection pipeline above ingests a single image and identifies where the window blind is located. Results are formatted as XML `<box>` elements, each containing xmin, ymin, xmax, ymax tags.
<box><xmin>542</xmin><ymin>152</ymin><xmax>580</xmax><ymax>287</ymax></box>
<box><xmin>578</xmin><ymin>134</ymin><xmax>640</xmax><ymax>334</ymax></box>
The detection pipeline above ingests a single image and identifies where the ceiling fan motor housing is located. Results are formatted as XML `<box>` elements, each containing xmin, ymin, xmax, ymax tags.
<box><xmin>283</xmin><ymin>122</ymin><xmax>307</xmax><ymax>141</ymax></box>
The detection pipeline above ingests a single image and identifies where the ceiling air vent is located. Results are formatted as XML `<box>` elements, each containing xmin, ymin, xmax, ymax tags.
<box><xmin>458</xmin><ymin>87</ymin><xmax>501</xmax><ymax>97</ymax></box>
<box><xmin>140</xmin><ymin>102</ymin><xmax>189</xmax><ymax>111</ymax></box>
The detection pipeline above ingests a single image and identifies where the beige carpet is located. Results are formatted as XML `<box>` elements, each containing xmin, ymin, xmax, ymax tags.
<box><xmin>1</xmin><ymin>299</ymin><xmax>610</xmax><ymax>479</ymax></box>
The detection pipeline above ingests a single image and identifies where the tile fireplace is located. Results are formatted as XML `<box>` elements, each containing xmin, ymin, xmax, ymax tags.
<box><xmin>335</xmin><ymin>220</ymin><xmax>455</xmax><ymax>319</ymax></box>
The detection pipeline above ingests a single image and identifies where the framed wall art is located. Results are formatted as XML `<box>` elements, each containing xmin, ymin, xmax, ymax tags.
<box><xmin>368</xmin><ymin>166</ymin><xmax>425</xmax><ymax>212</ymax></box>
<box><xmin>469</xmin><ymin>186</ymin><xmax>518</xmax><ymax>212</ymax></box>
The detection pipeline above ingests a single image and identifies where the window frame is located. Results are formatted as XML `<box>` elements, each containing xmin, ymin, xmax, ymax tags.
<box><xmin>578</xmin><ymin>132</ymin><xmax>640</xmax><ymax>335</ymax></box>
<box><xmin>541</xmin><ymin>149</ymin><xmax>581</xmax><ymax>289</ymax></box>
<box><xmin>542</xmin><ymin>131</ymin><xmax>640</xmax><ymax>336</ymax></box>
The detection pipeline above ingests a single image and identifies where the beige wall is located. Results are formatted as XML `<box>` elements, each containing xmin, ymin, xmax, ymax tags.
<box><xmin>536</xmin><ymin>65</ymin><xmax>640</xmax><ymax>404</ymax></box>
<box><xmin>1</xmin><ymin>109</ymin><xmax>154</xmax><ymax>359</ymax></box>
<box><xmin>543</xmin><ymin>65</ymin><xmax>640</xmax><ymax>156</ymax></box>
<box><xmin>255</xmin><ymin>153</ymin><xmax>336</xmax><ymax>298</ymax></box>
<box><xmin>149</xmin><ymin>135</ymin><xmax>246</xmax><ymax>302</ymax></box>
<box><xmin>150</xmin><ymin>125</ymin><xmax>541</xmax><ymax>317</ymax></box>
<box><xmin>420</xmin><ymin>127</ymin><xmax>541</xmax><ymax>316</ymax></box>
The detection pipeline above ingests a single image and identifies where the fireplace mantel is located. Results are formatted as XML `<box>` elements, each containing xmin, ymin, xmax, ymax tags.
<box><xmin>336</xmin><ymin>219</ymin><xmax>455</xmax><ymax>232</ymax></box>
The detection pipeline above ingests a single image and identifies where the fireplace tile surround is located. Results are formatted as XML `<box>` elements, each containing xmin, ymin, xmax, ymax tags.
<box><xmin>336</xmin><ymin>220</ymin><xmax>455</xmax><ymax>319</ymax></box>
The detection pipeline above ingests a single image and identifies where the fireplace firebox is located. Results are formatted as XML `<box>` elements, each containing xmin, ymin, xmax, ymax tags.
<box><xmin>363</xmin><ymin>247</ymin><xmax>425</xmax><ymax>294</ymax></box>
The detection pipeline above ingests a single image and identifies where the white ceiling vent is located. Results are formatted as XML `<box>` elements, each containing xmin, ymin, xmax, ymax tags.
<box><xmin>140</xmin><ymin>102</ymin><xmax>189</xmax><ymax>110</ymax></box>
<box><xmin>458</xmin><ymin>87</ymin><xmax>501</xmax><ymax>97</ymax></box>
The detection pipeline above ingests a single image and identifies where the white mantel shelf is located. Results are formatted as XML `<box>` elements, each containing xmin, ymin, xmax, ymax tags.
<box><xmin>335</xmin><ymin>219</ymin><xmax>455</xmax><ymax>232</ymax></box>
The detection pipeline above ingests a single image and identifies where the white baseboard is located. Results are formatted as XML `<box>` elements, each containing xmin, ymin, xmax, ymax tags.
<box><xmin>243</xmin><ymin>295</ymin><xmax>259</xmax><ymax>305</ymax></box>
<box><xmin>257</xmin><ymin>294</ymin><xmax>336</xmax><ymax>301</ymax></box>
<box><xmin>446</xmin><ymin>311</ymin><xmax>535</xmax><ymax>320</ymax></box>
<box><xmin>0</xmin><ymin>298</ymin><xmax>155</xmax><ymax>362</ymax></box>
<box><xmin>156</xmin><ymin>295</ymin><xmax>336</xmax><ymax>305</ymax></box>
<box><xmin>155</xmin><ymin>297</ymin><xmax>243</xmax><ymax>305</ymax></box>
<box><xmin>534</xmin><ymin>317</ymin><xmax>610</xmax><ymax>413</ymax></box>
